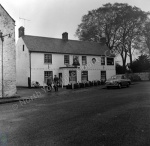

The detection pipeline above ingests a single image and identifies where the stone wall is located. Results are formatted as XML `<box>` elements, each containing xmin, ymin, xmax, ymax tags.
<box><xmin>0</xmin><ymin>5</ymin><xmax>16</xmax><ymax>98</ymax></box>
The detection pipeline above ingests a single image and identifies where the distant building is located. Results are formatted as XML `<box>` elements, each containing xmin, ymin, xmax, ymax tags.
<box><xmin>0</xmin><ymin>4</ymin><xmax>16</xmax><ymax>98</ymax></box>
<box><xmin>16</xmin><ymin>26</ymin><xmax>116</xmax><ymax>87</ymax></box>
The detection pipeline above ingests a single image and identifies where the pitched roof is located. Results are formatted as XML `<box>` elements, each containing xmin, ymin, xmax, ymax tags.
<box><xmin>0</xmin><ymin>4</ymin><xmax>15</xmax><ymax>22</ymax></box>
<box><xmin>22</xmin><ymin>35</ymin><xmax>114</xmax><ymax>56</ymax></box>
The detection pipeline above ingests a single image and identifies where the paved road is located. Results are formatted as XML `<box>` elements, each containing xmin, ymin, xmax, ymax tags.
<box><xmin>0</xmin><ymin>82</ymin><xmax>150</xmax><ymax>146</ymax></box>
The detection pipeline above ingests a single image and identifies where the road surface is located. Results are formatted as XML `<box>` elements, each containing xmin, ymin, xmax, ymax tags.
<box><xmin>0</xmin><ymin>82</ymin><xmax>150</xmax><ymax>146</ymax></box>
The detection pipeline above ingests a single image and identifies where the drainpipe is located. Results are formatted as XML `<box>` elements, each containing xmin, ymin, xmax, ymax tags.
<box><xmin>1</xmin><ymin>40</ymin><xmax>4</xmax><ymax>97</ymax></box>
<box><xmin>29</xmin><ymin>52</ymin><xmax>31</xmax><ymax>88</ymax></box>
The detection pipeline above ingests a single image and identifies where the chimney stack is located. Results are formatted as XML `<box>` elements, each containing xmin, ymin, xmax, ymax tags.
<box><xmin>62</xmin><ymin>32</ymin><xmax>68</xmax><ymax>41</ymax></box>
<box><xmin>19</xmin><ymin>26</ymin><xmax>25</xmax><ymax>38</ymax></box>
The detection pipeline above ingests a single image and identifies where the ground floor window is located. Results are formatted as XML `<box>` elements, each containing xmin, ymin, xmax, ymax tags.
<box><xmin>101</xmin><ymin>71</ymin><xmax>106</xmax><ymax>81</ymax></box>
<box><xmin>44</xmin><ymin>71</ymin><xmax>53</xmax><ymax>83</ymax></box>
<box><xmin>81</xmin><ymin>71</ymin><xmax>88</xmax><ymax>82</ymax></box>
<box><xmin>69</xmin><ymin>71</ymin><xmax>77</xmax><ymax>82</ymax></box>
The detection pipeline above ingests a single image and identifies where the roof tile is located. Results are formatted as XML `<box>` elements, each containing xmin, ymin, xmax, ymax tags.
<box><xmin>22</xmin><ymin>35</ymin><xmax>114</xmax><ymax>56</ymax></box>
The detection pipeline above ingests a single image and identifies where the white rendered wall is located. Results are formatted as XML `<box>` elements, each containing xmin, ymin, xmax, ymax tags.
<box><xmin>30</xmin><ymin>53</ymin><xmax>116</xmax><ymax>86</ymax></box>
<box><xmin>31</xmin><ymin>53</ymin><xmax>65</xmax><ymax>86</ymax></box>
<box><xmin>16</xmin><ymin>38</ymin><xmax>30</xmax><ymax>86</ymax></box>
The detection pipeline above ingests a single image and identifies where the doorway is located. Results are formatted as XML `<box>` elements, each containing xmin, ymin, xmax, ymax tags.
<box><xmin>69</xmin><ymin>71</ymin><xmax>77</xmax><ymax>83</ymax></box>
<box><xmin>101</xmin><ymin>71</ymin><xmax>106</xmax><ymax>82</ymax></box>
<box><xmin>59</xmin><ymin>73</ymin><xmax>62</xmax><ymax>86</ymax></box>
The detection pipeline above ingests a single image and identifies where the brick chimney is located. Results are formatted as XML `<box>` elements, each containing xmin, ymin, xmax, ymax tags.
<box><xmin>62</xmin><ymin>32</ymin><xmax>68</xmax><ymax>41</ymax></box>
<box><xmin>19</xmin><ymin>26</ymin><xmax>25</xmax><ymax>38</ymax></box>
<box><xmin>100</xmin><ymin>37</ymin><xmax>106</xmax><ymax>45</ymax></box>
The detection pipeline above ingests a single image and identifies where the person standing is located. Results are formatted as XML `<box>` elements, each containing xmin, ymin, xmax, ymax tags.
<box><xmin>54</xmin><ymin>75</ymin><xmax>59</xmax><ymax>92</ymax></box>
<box><xmin>47</xmin><ymin>76</ymin><xmax>53</xmax><ymax>92</ymax></box>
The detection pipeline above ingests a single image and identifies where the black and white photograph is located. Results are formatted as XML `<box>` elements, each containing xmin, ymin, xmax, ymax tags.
<box><xmin>0</xmin><ymin>0</ymin><xmax>150</xmax><ymax>145</ymax></box>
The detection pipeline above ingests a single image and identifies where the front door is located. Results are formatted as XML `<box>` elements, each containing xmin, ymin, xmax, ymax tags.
<box><xmin>69</xmin><ymin>71</ymin><xmax>77</xmax><ymax>83</ymax></box>
<box><xmin>101</xmin><ymin>71</ymin><xmax>106</xmax><ymax>82</ymax></box>
<box><xmin>59</xmin><ymin>73</ymin><xmax>62</xmax><ymax>86</ymax></box>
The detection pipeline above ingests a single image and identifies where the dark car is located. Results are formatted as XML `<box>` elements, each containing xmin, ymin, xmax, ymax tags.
<box><xmin>105</xmin><ymin>74</ymin><xmax>131</xmax><ymax>89</ymax></box>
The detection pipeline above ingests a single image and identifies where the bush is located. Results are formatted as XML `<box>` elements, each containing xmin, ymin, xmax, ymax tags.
<box><xmin>148</xmin><ymin>72</ymin><xmax>150</xmax><ymax>81</ymax></box>
<box><xmin>89</xmin><ymin>81</ymin><xmax>93</xmax><ymax>86</ymax></box>
<box><xmin>66</xmin><ymin>84</ymin><xmax>72</xmax><ymax>89</ymax></box>
<box><xmin>85</xmin><ymin>82</ymin><xmax>90</xmax><ymax>87</ymax></box>
<box><xmin>101</xmin><ymin>80</ymin><xmax>106</xmax><ymax>85</ymax></box>
<box><xmin>74</xmin><ymin>83</ymin><xmax>79</xmax><ymax>89</ymax></box>
<box><xmin>97</xmin><ymin>81</ymin><xmax>101</xmax><ymax>85</ymax></box>
<box><xmin>126</xmin><ymin>73</ymin><xmax>141</xmax><ymax>82</ymax></box>
<box><xmin>94</xmin><ymin>81</ymin><xmax>98</xmax><ymax>86</ymax></box>
<box><xmin>79</xmin><ymin>83</ymin><xmax>84</xmax><ymax>88</ymax></box>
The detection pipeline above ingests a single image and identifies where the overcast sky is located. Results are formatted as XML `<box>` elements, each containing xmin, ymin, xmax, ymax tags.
<box><xmin>1</xmin><ymin>0</ymin><xmax>150</xmax><ymax>41</ymax></box>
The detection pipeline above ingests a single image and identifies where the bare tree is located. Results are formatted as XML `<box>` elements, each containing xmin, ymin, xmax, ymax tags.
<box><xmin>76</xmin><ymin>3</ymin><xmax>149</xmax><ymax>71</ymax></box>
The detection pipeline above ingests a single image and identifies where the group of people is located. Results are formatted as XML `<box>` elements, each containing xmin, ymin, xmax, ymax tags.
<box><xmin>47</xmin><ymin>75</ymin><xmax>59</xmax><ymax>92</ymax></box>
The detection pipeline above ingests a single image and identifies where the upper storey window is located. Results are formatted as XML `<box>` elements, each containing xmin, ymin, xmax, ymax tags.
<box><xmin>107</xmin><ymin>57</ymin><xmax>114</xmax><ymax>65</ymax></box>
<box><xmin>44</xmin><ymin>54</ymin><xmax>52</xmax><ymax>63</ymax></box>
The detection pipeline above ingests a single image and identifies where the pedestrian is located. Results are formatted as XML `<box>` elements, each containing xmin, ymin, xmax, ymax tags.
<box><xmin>54</xmin><ymin>75</ymin><xmax>59</xmax><ymax>92</ymax></box>
<box><xmin>47</xmin><ymin>76</ymin><xmax>53</xmax><ymax>92</ymax></box>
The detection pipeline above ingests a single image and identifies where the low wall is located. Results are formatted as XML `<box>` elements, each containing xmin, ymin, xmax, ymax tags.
<box><xmin>134</xmin><ymin>72</ymin><xmax>150</xmax><ymax>81</ymax></box>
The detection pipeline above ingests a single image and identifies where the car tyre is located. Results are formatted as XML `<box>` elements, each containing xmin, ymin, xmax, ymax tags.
<box><xmin>118</xmin><ymin>83</ymin><xmax>122</xmax><ymax>89</ymax></box>
<box><xmin>126</xmin><ymin>82</ymin><xmax>130</xmax><ymax>87</ymax></box>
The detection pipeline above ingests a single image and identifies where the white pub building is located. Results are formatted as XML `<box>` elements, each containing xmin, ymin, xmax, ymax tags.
<box><xmin>16</xmin><ymin>27</ymin><xmax>116</xmax><ymax>87</ymax></box>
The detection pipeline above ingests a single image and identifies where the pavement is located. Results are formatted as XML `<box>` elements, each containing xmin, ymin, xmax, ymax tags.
<box><xmin>0</xmin><ymin>84</ymin><xmax>105</xmax><ymax>104</ymax></box>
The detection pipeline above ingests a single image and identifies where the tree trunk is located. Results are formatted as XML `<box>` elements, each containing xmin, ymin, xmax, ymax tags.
<box><xmin>120</xmin><ymin>48</ymin><xmax>127</xmax><ymax>73</ymax></box>
<box><xmin>128</xmin><ymin>44</ymin><xmax>133</xmax><ymax>67</ymax></box>
<box><xmin>122</xmin><ymin>59</ymin><xmax>126</xmax><ymax>73</ymax></box>
<box><xmin>129</xmin><ymin>50</ymin><xmax>133</xmax><ymax>66</ymax></box>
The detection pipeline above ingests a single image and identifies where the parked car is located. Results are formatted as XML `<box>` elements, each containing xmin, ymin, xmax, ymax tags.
<box><xmin>105</xmin><ymin>75</ymin><xmax>131</xmax><ymax>89</ymax></box>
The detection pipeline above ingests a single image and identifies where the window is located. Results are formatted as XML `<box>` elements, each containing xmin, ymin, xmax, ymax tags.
<box><xmin>101</xmin><ymin>57</ymin><xmax>105</xmax><ymax>65</ymax></box>
<box><xmin>73</xmin><ymin>55</ymin><xmax>80</xmax><ymax>66</ymax></box>
<box><xmin>44</xmin><ymin>54</ymin><xmax>52</xmax><ymax>63</ymax></box>
<box><xmin>23</xmin><ymin>45</ymin><xmax>24</xmax><ymax>51</ymax></box>
<box><xmin>82</xmin><ymin>56</ymin><xmax>87</xmax><ymax>65</ymax></box>
<box><xmin>107</xmin><ymin>58</ymin><xmax>114</xmax><ymax>65</ymax></box>
<box><xmin>69</xmin><ymin>71</ymin><xmax>77</xmax><ymax>82</ymax></box>
<box><xmin>44</xmin><ymin>71</ymin><xmax>53</xmax><ymax>83</ymax></box>
<box><xmin>64</xmin><ymin>55</ymin><xmax>69</xmax><ymax>64</ymax></box>
<box><xmin>81</xmin><ymin>71</ymin><xmax>88</xmax><ymax>82</ymax></box>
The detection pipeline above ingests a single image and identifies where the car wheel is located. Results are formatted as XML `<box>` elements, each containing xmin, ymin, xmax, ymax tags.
<box><xmin>118</xmin><ymin>83</ymin><xmax>122</xmax><ymax>89</ymax></box>
<box><xmin>107</xmin><ymin>86</ymin><xmax>110</xmax><ymax>89</ymax></box>
<box><xmin>126</xmin><ymin>82</ymin><xmax>130</xmax><ymax>87</ymax></box>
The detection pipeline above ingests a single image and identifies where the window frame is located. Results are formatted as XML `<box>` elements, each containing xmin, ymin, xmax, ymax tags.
<box><xmin>44</xmin><ymin>54</ymin><xmax>52</xmax><ymax>64</ymax></box>
<box><xmin>107</xmin><ymin>57</ymin><xmax>114</xmax><ymax>65</ymax></box>
<box><xmin>82</xmin><ymin>56</ymin><xmax>87</xmax><ymax>65</ymax></box>
<box><xmin>101</xmin><ymin>56</ymin><xmax>105</xmax><ymax>65</ymax></box>
<box><xmin>81</xmin><ymin>71</ymin><xmax>88</xmax><ymax>82</ymax></box>
<box><xmin>101</xmin><ymin>71</ymin><xmax>106</xmax><ymax>81</ymax></box>
<box><xmin>44</xmin><ymin>71</ymin><xmax>53</xmax><ymax>83</ymax></box>
<box><xmin>64</xmin><ymin>55</ymin><xmax>70</xmax><ymax>65</ymax></box>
